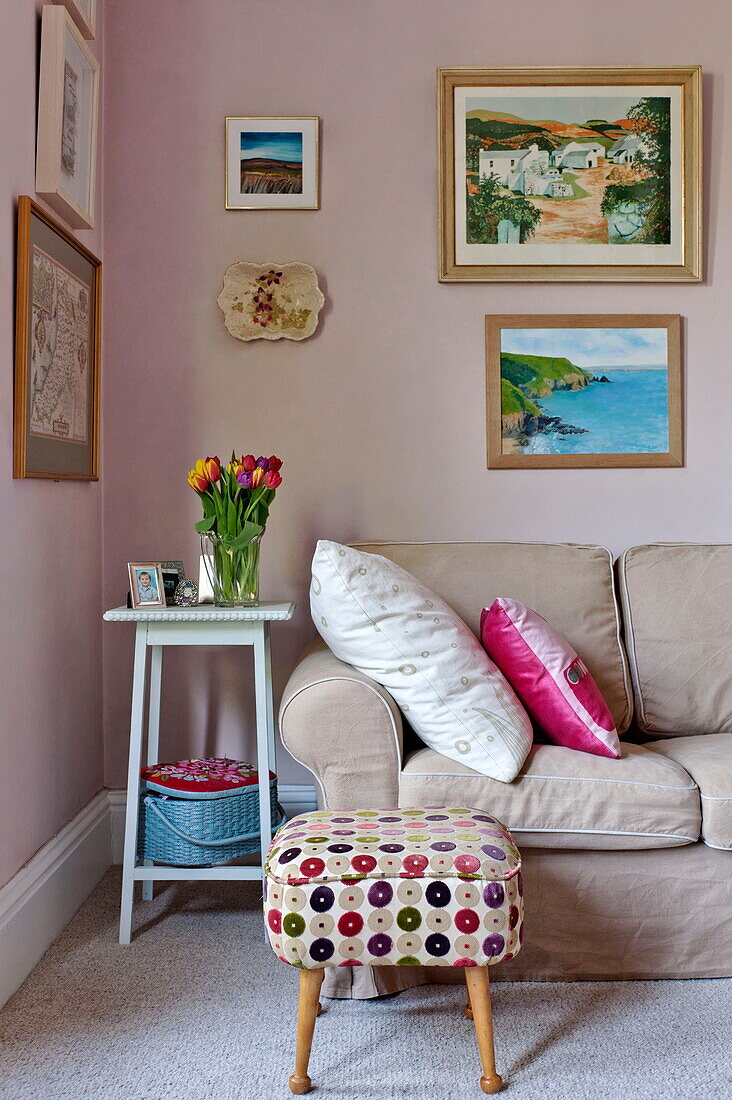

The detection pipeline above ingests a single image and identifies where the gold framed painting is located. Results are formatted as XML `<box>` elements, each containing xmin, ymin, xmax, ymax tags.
<box><xmin>14</xmin><ymin>196</ymin><xmax>101</xmax><ymax>481</ymax></box>
<box><xmin>486</xmin><ymin>315</ymin><xmax>682</xmax><ymax>469</ymax></box>
<box><xmin>36</xmin><ymin>5</ymin><xmax>100</xmax><ymax>230</ymax></box>
<box><xmin>225</xmin><ymin>117</ymin><xmax>320</xmax><ymax>209</ymax></box>
<box><xmin>438</xmin><ymin>67</ymin><xmax>702</xmax><ymax>282</ymax></box>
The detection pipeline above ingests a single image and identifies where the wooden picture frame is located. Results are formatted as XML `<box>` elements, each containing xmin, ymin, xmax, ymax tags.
<box><xmin>36</xmin><ymin>5</ymin><xmax>100</xmax><ymax>230</ymax></box>
<box><xmin>14</xmin><ymin>196</ymin><xmax>101</xmax><ymax>480</ymax></box>
<box><xmin>486</xmin><ymin>315</ymin><xmax>682</xmax><ymax>469</ymax></box>
<box><xmin>438</xmin><ymin>67</ymin><xmax>702</xmax><ymax>282</ymax></box>
<box><xmin>225</xmin><ymin>117</ymin><xmax>320</xmax><ymax>210</ymax></box>
<box><xmin>52</xmin><ymin>0</ymin><xmax>97</xmax><ymax>40</ymax></box>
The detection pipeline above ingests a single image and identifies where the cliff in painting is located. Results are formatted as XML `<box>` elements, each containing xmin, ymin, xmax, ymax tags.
<box><xmin>499</xmin><ymin>328</ymin><xmax>670</xmax><ymax>456</ymax></box>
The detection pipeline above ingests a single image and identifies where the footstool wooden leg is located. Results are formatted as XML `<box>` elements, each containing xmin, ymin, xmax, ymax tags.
<box><xmin>289</xmin><ymin>969</ymin><xmax>324</xmax><ymax>1095</ymax></box>
<box><xmin>465</xmin><ymin>967</ymin><xmax>503</xmax><ymax>1094</ymax></box>
<box><xmin>465</xmin><ymin>976</ymin><xmax>474</xmax><ymax>1019</ymax></box>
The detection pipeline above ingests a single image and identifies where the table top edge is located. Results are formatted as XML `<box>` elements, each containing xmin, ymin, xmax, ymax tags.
<box><xmin>103</xmin><ymin>601</ymin><xmax>296</xmax><ymax>622</ymax></box>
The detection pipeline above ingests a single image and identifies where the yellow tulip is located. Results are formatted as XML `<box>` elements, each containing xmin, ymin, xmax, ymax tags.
<box><xmin>187</xmin><ymin>469</ymin><xmax>209</xmax><ymax>492</ymax></box>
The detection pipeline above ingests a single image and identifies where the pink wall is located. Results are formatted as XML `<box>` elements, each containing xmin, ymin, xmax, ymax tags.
<box><xmin>102</xmin><ymin>0</ymin><xmax>731</xmax><ymax>788</ymax></box>
<box><xmin>0</xmin><ymin>1</ymin><xmax>104</xmax><ymax>886</ymax></box>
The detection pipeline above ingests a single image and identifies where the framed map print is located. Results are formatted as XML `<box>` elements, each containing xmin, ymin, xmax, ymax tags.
<box><xmin>36</xmin><ymin>5</ymin><xmax>100</xmax><ymax>230</ymax></box>
<box><xmin>14</xmin><ymin>197</ymin><xmax>101</xmax><ymax>480</ymax></box>
<box><xmin>438</xmin><ymin>67</ymin><xmax>702</xmax><ymax>282</ymax></box>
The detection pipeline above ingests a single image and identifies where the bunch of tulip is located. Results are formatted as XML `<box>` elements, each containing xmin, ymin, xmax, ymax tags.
<box><xmin>187</xmin><ymin>452</ymin><xmax>283</xmax><ymax>548</ymax></box>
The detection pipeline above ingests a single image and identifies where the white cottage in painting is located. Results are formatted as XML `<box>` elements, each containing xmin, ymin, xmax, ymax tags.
<box><xmin>607</xmin><ymin>135</ymin><xmax>647</xmax><ymax>164</ymax></box>
<box><xmin>479</xmin><ymin>143</ymin><xmax>551</xmax><ymax>195</ymax></box>
<box><xmin>549</xmin><ymin>141</ymin><xmax>604</xmax><ymax>170</ymax></box>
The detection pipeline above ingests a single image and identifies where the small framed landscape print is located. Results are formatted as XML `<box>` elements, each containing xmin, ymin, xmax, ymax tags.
<box><xmin>486</xmin><ymin>315</ymin><xmax>682</xmax><ymax>469</ymax></box>
<box><xmin>160</xmin><ymin>561</ymin><xmax>185</xmax><ymax>606</ymax></box>
<box><xmin>52</xmin><ymin>0</ymin><xmax>97</xmax><ymax>40</ymax></box>
<box><xmin>438</xmin><ymin>67</ymin><xmax>702</xmax><ymax>282</ymax></box>
<box><xmin>128</xmin><ymin>563</ymin><xmax>167</xmax><ymax>610</ymax></box>
<box><xmin>14</xmin><ymin>197</ymin><xmax>101</xmax><ymax>480</ymax></box>
<box><xmin>36</xmin><ymin>5</ymin><xmax>100</xmax><ymax>230</ymax></box>
<box><xmin>225</xmin><ymin>117</ymin><xmax>319</xmax><ymax>209</ymax></box>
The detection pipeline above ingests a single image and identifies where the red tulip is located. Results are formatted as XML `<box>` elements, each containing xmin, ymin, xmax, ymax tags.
<box><xmin>267</xmin><ymin>455</ymin><xmax>283</xmax><ymax>472</ymax></box>
<box><xmin>187</xmin><ymin>469</ymin><xmax>209</xmax><ymax>493</ymax></box>
<box><xmin>203</xmin><ymin>456</ymin><xmax>221</xmax><ymax>481</ymax></box>
<box><xmin>264</xmin><ymin>469</ymin><xmax>282</xmax><ymax>489</ymax></box>
<box><xmin>241</xmin><ymin>454</ymin><xmax>257</xmax><ymax>472</ymax></box>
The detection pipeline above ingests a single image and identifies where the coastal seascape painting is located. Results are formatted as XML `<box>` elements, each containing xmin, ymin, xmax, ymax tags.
<box><xmin>438</xmin><ymin>68</ymin><xmax>702</xmax><ymax>281</ymax></box>
<box><xmin>486</xmin><ymin>315</ymin><xmax>682</xmax><ymax>469</ymax></box>
<box><xmin>226</xmin><ymin>117</ymin><xmax>319</xmax><ymax>209</ymax></box>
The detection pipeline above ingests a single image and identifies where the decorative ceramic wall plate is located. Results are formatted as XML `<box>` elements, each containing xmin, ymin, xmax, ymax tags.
<box><xmin>217</xmin><ymin>261</ymin><xmax>324</xmax><ymax>341</ymax></box>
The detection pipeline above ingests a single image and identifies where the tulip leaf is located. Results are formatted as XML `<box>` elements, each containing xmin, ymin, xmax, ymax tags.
<box><xmin>226</xmin><ymin>495</ymin><xmax>236</xmax><ymax>534</ymax></box>
<box><xmin>194</xmin><ymin>515</ymin><xmax>216</xmax><ymax>533</ymax></box>
<box><xmin>227</xmin><ymin>521</ymin><xmax>263</xmax><ymax>549</ymax></box>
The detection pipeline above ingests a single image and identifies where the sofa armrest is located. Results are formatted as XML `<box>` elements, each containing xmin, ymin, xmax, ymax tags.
<box><xmin>279</xmin><ymin>640</ymin><xmax>404</xmax><ymax>810</ymax></box>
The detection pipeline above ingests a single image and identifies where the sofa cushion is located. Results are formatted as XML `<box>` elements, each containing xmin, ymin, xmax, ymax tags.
<box><xmin>399</xmin><ymin>743</ymin><xmax>701</xmax><ymax>850</ymax></box>
<box><xmin>645</xmin><ymin>735</ymin><xmax>732</xmax><ymax>850</ymax></box>
<box><xmin>355</xmin><ymin>541</ymin><xmax>633</xmax><ymax>735</ymax></box>
<box><xmin>618</xmin><ymin>544</ymin><xmax>732</xmax><ymax>737</ymax></box>
<box><xmin>481</xmin><ymin>597</ymin><xmax>620</xmax><ymax>758</ymax></box>
<box><xmin>310</xmin><ymin>541</ymin><xmax>532</xmax><ymax>783</ymax></box>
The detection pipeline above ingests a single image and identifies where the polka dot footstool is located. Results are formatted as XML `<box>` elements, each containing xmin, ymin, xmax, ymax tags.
<box><xmin>264</xmin><ymin>807</ymin><xmax>524</xmax><ymax>1094</ymax></box>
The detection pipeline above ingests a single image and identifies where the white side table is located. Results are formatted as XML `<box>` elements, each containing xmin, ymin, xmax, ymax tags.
<box><xmin>104</xmin><ymin>602</ymin><xmax>295</xmax><ymax>944</ymax></box>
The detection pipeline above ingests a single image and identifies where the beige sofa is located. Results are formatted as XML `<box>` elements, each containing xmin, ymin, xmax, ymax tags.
<box><xmin>280</xmin><ymin>542</ymin><xmax>732</xmax><ymax>998</ymax></box>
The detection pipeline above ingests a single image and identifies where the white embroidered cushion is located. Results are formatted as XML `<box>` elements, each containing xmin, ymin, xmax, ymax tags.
<box><xmin>309</xmin><ymin>541</ymin><xmax>532</xmax><ymax>782</ymax></box>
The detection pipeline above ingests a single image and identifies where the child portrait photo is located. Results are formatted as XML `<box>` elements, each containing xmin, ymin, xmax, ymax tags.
<box><xmin>127</xmin><ymin>562</ymin><xmax>167</xmax><ymax>609</ymax></box>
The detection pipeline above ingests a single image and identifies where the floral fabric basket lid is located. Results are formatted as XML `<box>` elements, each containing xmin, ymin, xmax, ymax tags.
<box><xmin>141</xmin><ymin>757</ymin><xmax>275</xmax><ymax>799</ymax></box>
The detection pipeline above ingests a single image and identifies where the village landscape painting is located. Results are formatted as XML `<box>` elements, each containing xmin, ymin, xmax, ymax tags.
<box><xmin>465</xmin><ymin>93</ymin><xmax>670</xmax><ymax>247</ymax></box>
<box><xmin>225</xmin><ymin>117</ymin><xmax>319</xmax><ymax>209</ymax></box>
<box><xmin>485</xmin><ymin>315</ymin><xmax>682</xmax><ymax>469</ymax></box>
<box><xmin>438</xmin><ymin>68</ymin><xmax>702</xmax><ymax>280</ymax></box>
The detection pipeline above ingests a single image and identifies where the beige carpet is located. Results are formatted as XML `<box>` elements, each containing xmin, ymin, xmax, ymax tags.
<box><xmin>0</xmin><ymin>870</ymin><xmax>730</xmax><ymax>1100</ymax></box>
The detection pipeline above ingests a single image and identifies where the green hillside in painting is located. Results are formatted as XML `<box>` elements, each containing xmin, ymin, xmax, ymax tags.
<box><xmin>501</xmin><ymin>353</ymin><xmax>595</xmax><ymax>398</ymax></box>
<box><xmin>465</xmin><ymin>109</ymin><xmax>632</xmax><ymax>153</ymax></box>
<box><xmin>501</xmin><ymin>378</ymin><xmax>541</xmax><ymax>417</ymax></box>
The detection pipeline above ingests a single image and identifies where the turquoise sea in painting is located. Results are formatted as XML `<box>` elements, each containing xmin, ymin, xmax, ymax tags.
<box><xmin>524</xmin><ymin>369</ymin><xmax>669</xmax><ymax>455</ymax></box>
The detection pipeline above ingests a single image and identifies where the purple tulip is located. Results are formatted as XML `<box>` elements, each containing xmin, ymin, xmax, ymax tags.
<box><xmin>236</xmin><ymin>470</ymin><xmax>253</xmax><ymax>488</ymax></box>
<box><xmin>255</xmin><ymin>456</ymin><xmax>270</xmax><ymax>472</ymax></box>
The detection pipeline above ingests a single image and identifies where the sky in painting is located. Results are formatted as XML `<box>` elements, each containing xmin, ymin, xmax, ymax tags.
<box><xmin>501</xmin><ymin>328</ymin><xmax>668</xmax><ymax>369</ymax></box>
<box><xmin>466</xmin><ymin>95</ymin><xmax>650</xmax><ymax>125</ymax></box>
<box><xmin>240</xmin><ymin>131</ymin><xmax>303</xmax><ymax>162</ymax></box>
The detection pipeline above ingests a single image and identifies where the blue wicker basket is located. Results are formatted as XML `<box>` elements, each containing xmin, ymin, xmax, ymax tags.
<box><xmin>138</xmin><ymin>775</ymin><xmax>284</xmax><ymax>867</ymax></box>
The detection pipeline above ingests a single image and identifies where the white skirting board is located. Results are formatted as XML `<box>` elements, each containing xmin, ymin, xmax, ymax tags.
<box><xmin>0</xmin><ymin>784</ymin><xmax>317</xmax><ymax>1009</ymax></box>
<box><xmin>0</xmin><ymin>791</ymin><xmax>111</xmax><ymax>1011</ymax></box>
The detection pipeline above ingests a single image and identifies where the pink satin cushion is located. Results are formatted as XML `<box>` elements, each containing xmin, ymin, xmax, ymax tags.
<box><xmin>480</xmin><ymin>598</ymin><xmax>621</xmax><ymax>759</ymax></box>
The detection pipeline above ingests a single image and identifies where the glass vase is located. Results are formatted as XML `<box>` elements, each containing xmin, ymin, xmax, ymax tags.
<box><xmin>201</xmin><ymin>530</ymin><xmax>264</xmax><ymax>607</ymax></box>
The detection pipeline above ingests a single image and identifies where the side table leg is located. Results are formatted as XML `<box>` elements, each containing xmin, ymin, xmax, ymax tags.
<box><xmin>253</xmin><ymin>625</ymin><xmax>274</xmax><ymax>880</ymax></box>
<box><xmin>142</xmin><ymin>645</ymin><xmax>163</xmax><ymax>902</ymax></box>
<box><xmin>262</xmin><ymin>624</ymin><xmax>277</xmax><ymax>782</ymax></box>
<box><xmin>120</xmin><ymin>625</ymin><xmax>148</xmax><ymax>944</ymax></box>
